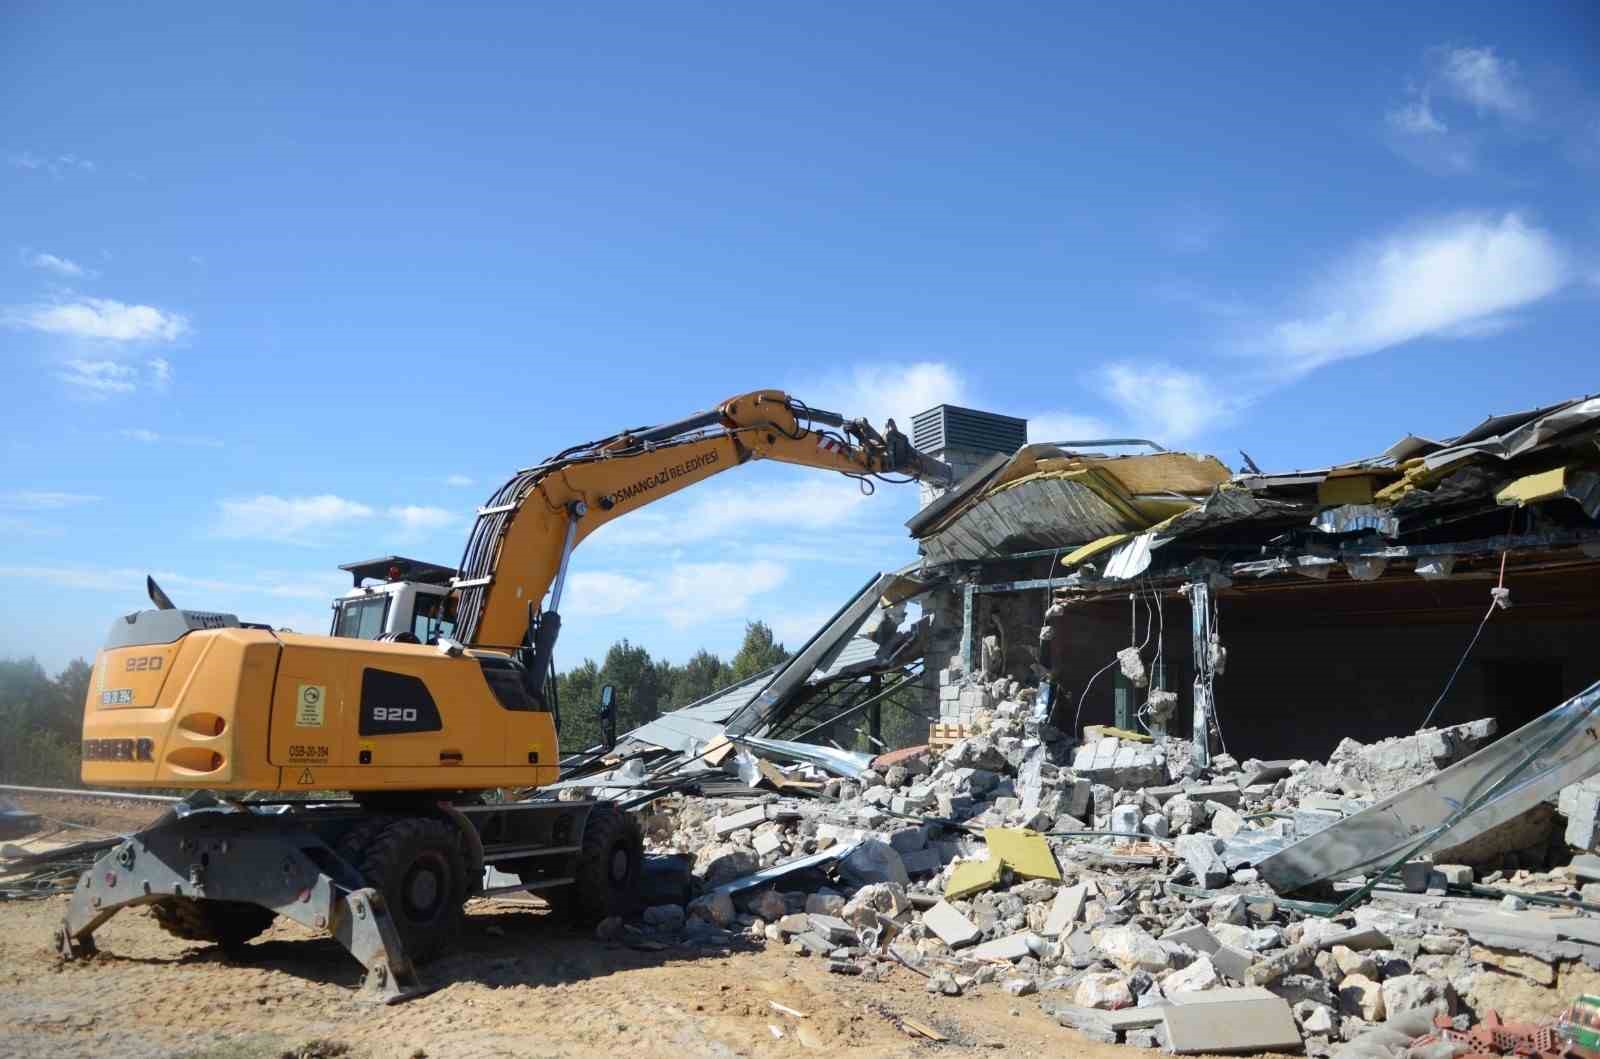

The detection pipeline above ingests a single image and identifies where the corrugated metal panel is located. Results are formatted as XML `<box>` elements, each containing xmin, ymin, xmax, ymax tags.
<box><xmin>620</xmin><ymin>666</ymin><xmax>777</xmax><ymax>752</ymax></box>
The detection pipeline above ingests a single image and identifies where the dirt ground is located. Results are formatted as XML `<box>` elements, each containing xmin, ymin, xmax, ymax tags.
<box><xmin>0</xmin><ymin>792</ymin><xmax>1174</xmax><ymax>1059</ymax></box>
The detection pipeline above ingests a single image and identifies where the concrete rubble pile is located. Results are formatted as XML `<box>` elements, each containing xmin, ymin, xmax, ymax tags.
<box><xmin>577</xmin><ymin>685</ymin><xmax>1600</xmax><ymax>1054</ymax></box>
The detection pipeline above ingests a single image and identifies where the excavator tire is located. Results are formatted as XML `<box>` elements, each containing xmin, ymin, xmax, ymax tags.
<box><xmin>149</xmin><ymin>897</ymin><xmax>276</xmax><ymax>950</ymax></box>
<box><xmin>544</xmin><ymin>804</ymin><xmax>642</xmax><ymax>926</ymax></box>
<box><xmin>354</xmin><ymin>816</ymin><xmax>468</xmax><ymax>964</ymax></box>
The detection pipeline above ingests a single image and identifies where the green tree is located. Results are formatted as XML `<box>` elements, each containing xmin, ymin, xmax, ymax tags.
<box><xmin>731</xmin><ymin>621</ymin><xmax>789</xmax><ymax>681</ymax></box>
<box><xmin>0</xmin><ymin>656</ymin><xmax>93</xmax><ymax>786</ymax></box>
<box><xmin>671</xmin><ymin>649</ymin><xmax>733</xmax><ymax>708</ymax></box>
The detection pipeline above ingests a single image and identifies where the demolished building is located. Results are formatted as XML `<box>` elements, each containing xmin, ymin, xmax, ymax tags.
<box><xmin>912</xmin><ymin>396</ymin><xmax>1600</xmax><ymax>765</ymax></box>
<box><xmin>544</xmin><ymin>391</ymin><xmax>1600</xmax><ymax>1056</ymax></box>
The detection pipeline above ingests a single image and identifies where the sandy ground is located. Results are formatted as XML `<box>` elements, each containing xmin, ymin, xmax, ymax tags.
<box><xmin>0</xmin><ymin>891</ymin><xmax>1157</xmax><ymax>1059</ymax></box>
<box><xmin>0</xmin><ymin>792</ymin><xmax>1171</xmax><ymax>1059</ymax></box>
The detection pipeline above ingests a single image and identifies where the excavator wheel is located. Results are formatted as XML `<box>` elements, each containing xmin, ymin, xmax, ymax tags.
<box><xmin>542</xmin><ymin>804</ymin><xmax>642</xmax><ymax>926</ymax></box>
<box><xmin>149</xmin><ymin>897</ymin><xmax>277</xmax><ymax>950</ymax></box>
<box><xmin>354</xmin><ymin>816</ymin><xmax>468</xmax><ymax>963</ymax></box>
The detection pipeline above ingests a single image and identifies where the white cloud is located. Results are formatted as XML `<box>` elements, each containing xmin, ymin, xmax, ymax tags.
<box><xmin>0</xmin><ymin>564</ymin><xmax>346</xmax><ymax>605</ymax></box>
<box><xmin>804</xmin><ymin>361</ymin><xmax>968</xmax><ymax>434</ymax></box>
<box><xmin>59</xmin><ymin>359</ymin><xmax>137</xmax><ymax>394</ymax></box>
<box><xmin>1263</xmin><ymin>212</ymin><xmax>1568</xmax><ymax>370</ymax></box>
<box><xmin>8</xmin><ymin>297</ymin><xmax>189</xmax><ymax>342</ymax></box>
<box><xmin>26</xmin><ymin>252</ymin><xmax>92</xmax><ymax>278</ymax></box>
<box><xmin>119</xmin><ymin>428</ymin><xmax>223</xmax><ymax>448</ymax></box>
<box><xmin>1</xmin><ymin>490</ymin><xmax>101</xmax><ymax>510</ymax></box>
<box><xmin>564</xmin><ymin>559</ymin><xmax>788</xmax><ymax>628</ymax></box>
<box><xmin>387</xmin><ymin>504</ymin><xmax>456</xmax><ymax>532</ymax></box>
<box><xmin>592</xmin><ymin>477</ymin><xmax>874</xmax><ymax>549</ymax></box>
<box><xmin>1435</xmin><ymin>46</ymin><xmax>1530</xmax><ymax>119</ymax></box>
<box><xmin>1100</xmin><ymin>363</ymin><xmax>1232</xmax><ymax>443</ymax></box>
<box><xmin>9</xmin><ymin>152</ymin><xmax>95</xmax><ymax>176</ymax></box>
<box><xmin>217</xmin><ymin>494</ymin><xmax>376</xmax><ymax>543</ymax></box>
<box><xmin>59</xmin><ymin>357</ymin><xmax>174</xmax><ymax>397</ymax></box>
<box><xmin>564</xmin><ymin>571</ymin><xmax>653</xmax><ymax>617</ymax></box>
<box><xmin>444</xmin><ymin>474</ymin><xmax>476</xmax><ymax>487</ymax></box>
<box><xmin>1027</xmin><ymin>411</ymin><xmax>1116</xmax><ymax>446</ymax></box>
<box><xmin>661</xmin><ymin>560</ymin><xmax>788</xmax><ymax>627</ymax></box>
<box><xmin>1386</xmin><ymin>98</ymin><xmax>1448</xmax><ymax>135</ymax></box>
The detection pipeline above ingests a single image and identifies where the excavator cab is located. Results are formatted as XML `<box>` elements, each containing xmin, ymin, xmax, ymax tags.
<box><xmin>330</xmin><ymin>556</ymin><xmax>459</xmax><ymax>644</ymax></box>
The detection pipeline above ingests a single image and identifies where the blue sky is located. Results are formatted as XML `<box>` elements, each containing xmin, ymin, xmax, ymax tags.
<box><xmin>3</xmin><ymin>3</ymin><xmax>1598</xmax><ymax>672</ymax></box>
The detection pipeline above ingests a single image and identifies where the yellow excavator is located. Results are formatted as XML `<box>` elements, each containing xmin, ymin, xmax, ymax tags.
<box><xmin>59</xmin><ymin>390</ymin><xmax>949</xmax><ymax>1000</ymax></box>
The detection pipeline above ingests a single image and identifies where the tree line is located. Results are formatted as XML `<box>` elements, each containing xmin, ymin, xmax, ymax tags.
<box><xmin>553</xmin><ymin>620</ymin><xmax>790</xmax><ymax>752</ymax></box>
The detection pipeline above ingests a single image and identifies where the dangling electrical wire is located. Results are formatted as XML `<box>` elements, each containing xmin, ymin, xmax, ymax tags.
<box><xmin>1418</xmin><ymin>518</ymin><xmax>1515</xmax><ymax>731</ymax></box>
<box><xmin>1075</xmin><ymin>582</ymin><xmax>1154</xmax><ymax>736</ymax></box>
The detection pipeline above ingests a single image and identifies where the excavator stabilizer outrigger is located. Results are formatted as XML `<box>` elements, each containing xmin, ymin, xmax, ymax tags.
<box><xmin>58</xmin><ymin>797</ymin><xmax>425</xmax><ymax>1002</ymax></box>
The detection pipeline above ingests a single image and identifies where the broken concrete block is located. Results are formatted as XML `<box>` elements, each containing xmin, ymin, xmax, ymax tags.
<box><xmin>1188</xmin><ymin>784</ymin><xmax>1242</xmax><ymax>808</ymax></box>
<box><xmin>839</xmin><ymin>839</ymin><xmax>909</xmax><ymax>886</ymax></box>
<box><xmin>1161</xmin><ymin>923</ymin><xmax>1220</xmax><ymax>955</ymax></box>
<box><xmin>885</xmin><ymin>825</ymin><xmax>926</xmax><ymax>854</ymax></box>
<box><xmin>1110</xmin><ymin>803</ymin><xmax>1141</xmax><ymax>837</ymax></box>
<box><xmin>1338</xmin><ymin>973</ymin><xmax>1385</xmax><ymax>1021</ymax></box>
<box><xmin>1073</xmin><ymin>737</ymin><xmax>1167</xmax><ymax>790</ymax></box>
<box><xmin>1244</xmin><ymin>943</ymin><xmax>1315</xmax><ymax>987</ymax></box>
<box><xmin>752</xmin><ymin>830</ymin><xmax>784</xmax><ymax>858</ymax></box>
<box><xmin>749</xmin><ymin>890</ymin><xmax>787</xmax><ymax>922</ymax></box>
<box><xmin>900</xmin><ymin>847</ymin><xmax>942</xmax><ymax>876</ymax></box>
<box><xmin>1163</xmin><ymin>955</ymin><xmax>1219</xmax><ymax>996</ymax></box>
<box><xmin>775</xmin><ymin>913</ymin><xmax>809</xmax><ymax>935</ymax></box>
<box><xmin>791</xmin><ymin>930</ymin><xmax>834</xmax><ymax>956</ymax></box>
<box><xmin>1380</xmin><ymin>974</ymin><xmax>1454</xmax><ymax>1019</ymax></box>
<box><xmin>1072</xmin><ymin>970</ymin><xmax>1134</xmax><ymax>1010</ymax></box>
<box><xmin>1095</xmin><ymin>924</ymin><xmax>1172</xmax><ymax>973</ymax></box>
<box><xmin>1175</xmin><ymin>833</ymin><xmax>1230</xmax><ymax>889</ymax></box>
<box><xmin>713</xmin><ymin>804</ymin><xmax>767</xmax><ymax>837</ymax></box>
<box><xmin>1211</xmin><ymin>945</ymin><xmax>1253</xmax><ymax>983</ymax></box>
<box><xmin>1043</xmin><ymin>883</ymin><xmax>1089</xmax><ymax>936</ymax></box>
<box><xmin>642</xmin><ymin>904</ymin><xmax>686</xmax><ymax>932</ymax></box>
<box><xmin>1242</xmin><ymin>761</ymin><xmax>1295</xmax><ymax>787</ymax></box>
<box><xmin>1433</xmin><ymin>864</ymin><xmax>1473</xmax><ymax>886</ymax></box>
<box><xmin>923</xmin><ymin>899</ymin><xmax>980</xmax><ymax>949</ymax></box>
<box><xmin>1142</xmin><ymin>812</ymin><xmax>1170</xmax><ymax>838</ymax></box>
<box><xmin>1317</xmin><ymin>926</ymin><xmax>1391</xmax><ymax>952</ymax></box>
<box><xmin>1330</xmin><ymin>945</ymin><xmax>1378</xmax><ymax>979</ymax></box>
<box><xmin>804</xmin><ymin>892</ymin><xmax>845</xmax><ymax>916</ymax></box>
<box><xmin>688</xmin><ymin>891</ymin><xmax>737</xmax><ymax>927</ymax></box>
<box><xmin>807</xmin><ymin>913</ymin><xmax>856</xmax><ymax>945</ymax></box>
<box><xmin>1208</xmin><ymin>804</ymin><xmax>1245</xmax><ymax>839</ymax></box>
<box><xmin>1161</xmin><ymin>994</ymin><xmax>1301</xmax><ymax>1054</ymax></box>
<box><xmin>970</xmin><ymin>931</ymin><xmax>1036</xmax><ymax>962</ymax></box>
<box><xmin>1295</xmin><ymin>1001</ymin><xmax>1337</xmax><ymax>1036</ymax></box>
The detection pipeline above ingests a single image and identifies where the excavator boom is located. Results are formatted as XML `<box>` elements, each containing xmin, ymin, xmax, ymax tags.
<box><xmin>452</xmin><ymin>390</ymin><xmax>949</xmax><ymax>691</ymax></box>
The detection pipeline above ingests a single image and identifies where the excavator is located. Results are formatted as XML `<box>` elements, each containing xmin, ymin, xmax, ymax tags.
<box><xmin>58</xmin><ymin>390</ymin><xmax>950</xmax><ymax>1000</ymax></box>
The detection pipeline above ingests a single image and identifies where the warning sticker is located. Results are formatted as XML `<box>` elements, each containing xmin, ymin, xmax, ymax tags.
<box><xmin>295</xmin><ymin>684</ymin><xmax>326</xmax><ymax>727</ymax></box>
<box><xmin>297</xmin><ymin>767</ymin><xmax>315</xmax><ymax>785</ymax></box>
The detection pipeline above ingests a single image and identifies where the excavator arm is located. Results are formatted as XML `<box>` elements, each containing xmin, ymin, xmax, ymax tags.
<box><xmin>450</xmin><ymin>390</ymin><xmax>951</xmax><ymax>699</ymax></box>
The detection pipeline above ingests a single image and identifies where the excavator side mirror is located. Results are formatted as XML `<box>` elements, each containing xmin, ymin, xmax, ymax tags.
<box><xmin>598</xmin><ymin>684</ymin><xmax>617</xmax><ymax>749</ymax></box>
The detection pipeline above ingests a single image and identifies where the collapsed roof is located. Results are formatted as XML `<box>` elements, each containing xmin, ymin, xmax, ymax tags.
<box><xmin>911</xmin><ymin>393</ymin><xmax>1600</xmax><ymax>592</ymax></box>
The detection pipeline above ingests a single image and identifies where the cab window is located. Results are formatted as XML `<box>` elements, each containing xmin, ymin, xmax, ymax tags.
<box><xmin>333</xmin><ymin>596</ymin><xmax>389</xmax><ymax>639</ymax></box>
<box><xmin>412</xmin><ymin>594</ymin><xmax>456</xmax><ymax>643</ymax></box>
